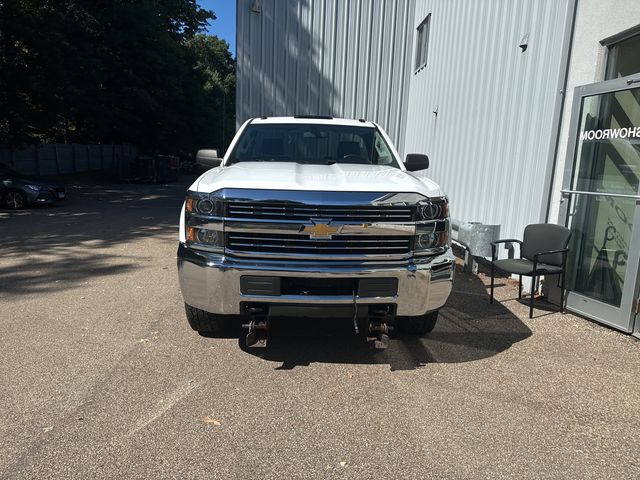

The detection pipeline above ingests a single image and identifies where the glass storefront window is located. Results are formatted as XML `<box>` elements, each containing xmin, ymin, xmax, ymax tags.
<box><xmin>568</xmin><ymin>88</ymin><xmax>640</xmax><ymax>307</ymax></box>
<box><xmin>572</xmin><ymin>91</ymin><xmax>640</xmax><ymax>195</ymax></box>
<box><xmin>605</xmin><ymin>33</ymin><xmax>640</xmax><ymax>80</ymax></box>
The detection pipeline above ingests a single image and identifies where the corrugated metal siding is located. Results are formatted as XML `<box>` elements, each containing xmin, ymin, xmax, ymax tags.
<box><xmin>403</xmin><ymin>0</ymin><xmax>573</xmax><ymax>242</ymax></box>
<box><xmin>236</xmin><ymin>0</ymin><xmax>415</xmax><ymax>152</ymax></box>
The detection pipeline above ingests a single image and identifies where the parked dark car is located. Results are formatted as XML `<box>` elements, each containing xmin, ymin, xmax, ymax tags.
<box><xmin>0</xmin><ymin>163</ymin><xmax>67</xmax><ymax>209</ymax></box>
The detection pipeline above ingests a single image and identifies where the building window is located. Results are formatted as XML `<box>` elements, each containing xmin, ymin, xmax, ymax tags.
<box><xmin>604</xmin><ymin>31</ymin><xmax>640</xmax><ymax>80</ymax></box>
<box><xmin>414</xmin><ymin>14</ymin><xmax>431</xmax><ymax>73</ymax></box>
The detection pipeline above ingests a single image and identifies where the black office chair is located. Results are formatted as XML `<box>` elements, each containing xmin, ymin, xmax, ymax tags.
<box><xmin>490</xmin><ymin>223</ymin><xmax>571</xmax><ymax>318</ymax></box>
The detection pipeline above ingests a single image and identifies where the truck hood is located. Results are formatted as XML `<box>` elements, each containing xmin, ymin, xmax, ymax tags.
<box><xmin>192</xmin><ymin>162</ymin><xmax>443</xmax><ymax>198</ymax></box>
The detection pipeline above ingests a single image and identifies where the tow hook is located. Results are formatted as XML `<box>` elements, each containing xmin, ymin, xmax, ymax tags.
<box><xmin>352</xmin><ymin>291</ymin><xmax>359</xmax><ymax>334</ymax></box>
<box><xmin>242</xmin><ymin>306</ymin><xmax>269</xmax><ymax>348</ymax></box>
<box><xmin>367</xmin><ymin>307</ymin><xmax>393</xmax><ymax>350</ymax></box>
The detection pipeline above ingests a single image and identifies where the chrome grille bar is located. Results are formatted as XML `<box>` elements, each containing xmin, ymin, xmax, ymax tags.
<box><xmin>227</xmin><ymin>234</ymin><xmax>410</xmax><ymax>244</ymax></box>
<box><xmin>227</xmin><ymin>232</ymin><xmax>412</xmax><ymax>258</ymax></box>
<box><xmin>227</xmin><ymin>202</ymin><xmax>414</xmax><ymax>222</ymax></box>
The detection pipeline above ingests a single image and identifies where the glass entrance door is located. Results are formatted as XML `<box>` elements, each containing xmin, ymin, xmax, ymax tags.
<box><xmin>561</xmin><ymin>75</ymin><xmax>640</xmax><ymax>332</ymax></box>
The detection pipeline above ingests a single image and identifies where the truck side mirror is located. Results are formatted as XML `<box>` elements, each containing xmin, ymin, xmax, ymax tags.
<box><xmin>404</xmin><ymin>154</ymin><xmax>430</xmax><ymax>171</ymax></box>
<box><xmin>196</xmin><ymin>149</ymin><xmax>223</xmax><ymax>168</ymax></box>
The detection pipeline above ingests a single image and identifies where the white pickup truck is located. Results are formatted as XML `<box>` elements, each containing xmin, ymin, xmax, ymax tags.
<box><xmin>177</xmin><ymin>116</ymin><xmax>454</xmax><ymax>348</ymax></box>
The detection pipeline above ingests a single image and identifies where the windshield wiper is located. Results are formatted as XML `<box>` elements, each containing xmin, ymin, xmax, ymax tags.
<box><xmin>291</xmin><ymin>160</ymin><xmax>337</xmax><ymax>165</ymax></box>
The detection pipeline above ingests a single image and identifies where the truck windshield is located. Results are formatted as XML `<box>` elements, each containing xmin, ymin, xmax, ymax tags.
<box><xmin>226</xmin><ymin>124</ymin><xmax>400</xmax><ymax>168</ymax></box>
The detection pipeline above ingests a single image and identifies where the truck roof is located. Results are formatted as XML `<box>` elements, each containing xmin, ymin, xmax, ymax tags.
<box><xmin>249</xmin><ymin>116</ymin><xmax>376</xmax><ymax>128</ymax></box>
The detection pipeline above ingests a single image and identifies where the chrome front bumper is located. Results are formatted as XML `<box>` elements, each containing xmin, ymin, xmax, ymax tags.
<box><xmin>177</xmin><ymin>244</ymin><xmax>455</xmax><ymax>317</ymax></box>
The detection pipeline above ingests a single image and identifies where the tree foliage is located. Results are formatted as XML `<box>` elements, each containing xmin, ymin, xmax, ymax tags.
<box><xmin>0</xmin><ymin>0</ymin><xmax>235</xmax><ymax>154</ymax></box>
<box><xmin>186</xmin><ymin>34</ymin><xmax>235</xmax><ymax>150</ymax></box>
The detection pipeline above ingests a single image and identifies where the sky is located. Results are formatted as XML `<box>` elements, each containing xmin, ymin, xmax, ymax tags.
<box><xmin>199</xmin><ymin>0</ymin><xmax>237</xmax><ymax>57</ymax></box>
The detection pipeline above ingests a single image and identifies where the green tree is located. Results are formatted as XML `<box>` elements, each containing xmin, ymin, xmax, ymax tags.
<box><xmin>186</xmin><ymin>34</ymin><xmax>236</xmax><ymax>152</ymax></box>
<box><xmin>0</xmin><ymin>0</ymin><xmax>234</xmax><ymax>155</ymax></box>
<box><xmin>0</xmin><ymin>0</ymin><xmax>69</xmax><ymax>144</ymax></box>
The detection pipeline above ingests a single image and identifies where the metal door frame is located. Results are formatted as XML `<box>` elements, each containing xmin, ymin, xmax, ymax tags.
<box><xmin>633</xmin><ymin>242</ymin><xmax>640</xmax><ymax>338</ymax></box>
<box><xmin>559</xmin><ymin>74</ymin><xmax>640</xmax><ymax>333</ymax></box>
<box><xmin>634</xmin><ymin>258</ymin><xmax>640</xmax><ymax>338</ymax></box>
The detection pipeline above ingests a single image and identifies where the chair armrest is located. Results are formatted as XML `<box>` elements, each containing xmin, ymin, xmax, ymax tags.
<box><xmin>532</xmin><ymin>248</ymin><xmax>569</xmax><ymax>272</ymax></box>
<box><xmin>532</xmin><ymin>248</ymin><xmax>569</xmax><ymax>262</ymax></box>
<box><xmin>490</xmin><ymin>239</ymin><xmax>523</xmax><ymax>247</ymax></box>
<box><xmin>490</xmin><ymin>239</ymin><xmax>522</xmax><ymax>261</ymax></box>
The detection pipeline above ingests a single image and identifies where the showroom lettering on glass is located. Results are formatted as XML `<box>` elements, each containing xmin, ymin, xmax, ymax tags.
<box><xmin>580</xmin><ymin>126</ymin><xmax>640</xmax><ymax>140</ymax></box>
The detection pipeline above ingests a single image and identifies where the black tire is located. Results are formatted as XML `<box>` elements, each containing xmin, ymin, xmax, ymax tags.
<box><xmin>396</xmin><ymin>311</ymin><xmax>439</xmax><ymax>336</ymax></box>
<box><xmin>184</xmin><ymin>303</ymin><xmax>230</xmax><ymax>333</ymax></box>
<box><xmin>3</xmin><ymin>189</ymin><xmax>26</xmax><ymax>209</ymax></box>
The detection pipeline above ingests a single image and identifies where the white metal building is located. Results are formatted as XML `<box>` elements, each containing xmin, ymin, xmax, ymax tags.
<box><xmin>236</xmin><ymin>0</ymin><xmax>640</xmax><ymax>335</ymax></box>
<box><xmin>236</xmin><ymin>0</ymin><xmax>416</xmax><ymax>153</ymax></box>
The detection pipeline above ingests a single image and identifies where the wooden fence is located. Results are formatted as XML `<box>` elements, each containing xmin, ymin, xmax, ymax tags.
<box><xmin>0</xmin><ymin>143</ymin><xmax>137</xmax><ymax>175</ymax></box>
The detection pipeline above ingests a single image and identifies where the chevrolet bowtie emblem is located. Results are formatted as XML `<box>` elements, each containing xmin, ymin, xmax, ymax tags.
<box><xmin>300</xmin><ymin>219</ymin><xmax>340</xmax><ymax>239</ymax></box>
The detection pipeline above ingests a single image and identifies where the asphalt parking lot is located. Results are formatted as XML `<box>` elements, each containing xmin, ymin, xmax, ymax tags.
<box><xmin>1</xmin><ymin>178</ymin><xmax>639</xmax><ymax>479</ymax></box>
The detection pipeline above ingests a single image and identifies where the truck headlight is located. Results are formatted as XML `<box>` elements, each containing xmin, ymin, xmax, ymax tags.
<box><xmin>186</xmin><ymin>227</ymin><xmax>223</xmax><ymax>247</ymax></box>
<box><xmin>184</xmin><ymin>191</ymin><xmax>224</xmax><ymax>252</ymax></box>
<box><xmin>416</xmin><ymin>197</ymin><xmax>448</xmax><ymax>221</ymax></box>
<box><xmin>415</xmin><ymin>197</ymin><xmax>450</xmax><ymax>255</ymax></box>
<box><xmin>185</xmin><ymin>192</ymin><xmax>224</xmax><ymax>216</ymax></box>
<box><xmin>416</xmin><ymin>222</ymin><xmax>450</xmax><ymax>251</ymax></box>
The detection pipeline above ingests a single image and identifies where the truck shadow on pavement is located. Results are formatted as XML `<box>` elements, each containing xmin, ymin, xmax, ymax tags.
<box><xmin>239</xmin><ymin>264</ymin><xmax>532</xmax><ymax>371</ymax></box>
<box><xmin>0</xmin><ymin>179</ymin><xmax>192</xmax><ymax>297</ymax></box>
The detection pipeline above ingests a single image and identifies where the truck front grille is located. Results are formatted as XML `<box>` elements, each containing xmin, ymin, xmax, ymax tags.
<box><xmin>226</xmin><ymin>233</ymin><xmax>412</xmax><ymax>257</ymax></box>
<box><xmin>226</xmin><ymin>202</ymin><xmax>414</xmax><ymax>222</ymax></box>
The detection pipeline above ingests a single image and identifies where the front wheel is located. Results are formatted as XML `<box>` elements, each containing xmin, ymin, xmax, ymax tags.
<box><xmin>185</xmin><ymin>303</ymin><xmax>234</xmax><ymax>334</ymax></box>
<box><xmin>396</xmin><ymin>311</ymin><xmax>439</xmax><ymax>336</ymax></box>
<box><xmin>3</xmin><ymin>190</ymin><xmax>26</xmax><ymax>209</ymax></box>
